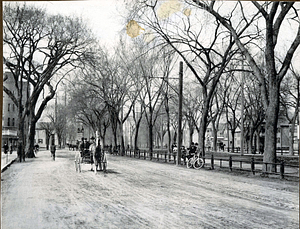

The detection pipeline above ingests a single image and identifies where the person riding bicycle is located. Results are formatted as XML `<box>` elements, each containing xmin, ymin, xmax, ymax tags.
<box><xmin>187</xmin><ymin>142</ymin><xmax>197</xmax><ymax>159</ymax></box>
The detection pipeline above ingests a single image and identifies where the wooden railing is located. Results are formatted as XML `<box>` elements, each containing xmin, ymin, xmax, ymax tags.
<box><xmin>109</xmin><ymin>148</ymin><xmax>299</xmax><ymax>180</ymax></box>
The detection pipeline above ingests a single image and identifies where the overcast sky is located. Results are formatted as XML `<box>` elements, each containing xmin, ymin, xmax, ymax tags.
<box><xmin>25</xmin><ymin>0</ymin><xmax>126</xmax><ymax>47</ymax></box>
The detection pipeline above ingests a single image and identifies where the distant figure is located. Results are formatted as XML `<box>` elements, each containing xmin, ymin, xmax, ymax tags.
<box><xmin>79</xmin><ymin>138</ymin><xmax>85</xmax><ymax>156</ymax></box>
<box><xmin>220</xmin><ymin>142</ymin><xmax>225</xmax><ymax>151</ymax></box>
<box><xmin>89</xmin><ymin>137</ymin><xmax>96</xmax><ymax>172</ymax></box>
<box><xmin>3</xmin><ymin>142</ymin><xmax>8</xmax><ymax>154</ymax></box>
<box><xmin>9</xmin><ymin>143</ymin><xmax>13</xmax><ymax>154</ymax></box>
<box><xmin>34</xmin><ymin>144</ymin><xmax>39</xmax><ymax>156</ymax></box>
<box><xmin>50</xmin><ymin>143</ymin><xmax>56</xmax><ymax>161</ymax></box>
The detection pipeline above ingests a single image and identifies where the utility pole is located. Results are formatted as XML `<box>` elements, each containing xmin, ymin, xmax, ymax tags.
<box><xmin>240</xmin><ymin>60</ymin><xmax>245</xmax><ymax>156</ymax></box>
<box><xmin>177</xmin><ymin>61</ymin><xmax>183</xmax><ymax>166</ymax></box>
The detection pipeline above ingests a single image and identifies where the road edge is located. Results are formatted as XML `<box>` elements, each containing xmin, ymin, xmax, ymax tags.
<box><xmin>1</xmin><ymin>157</ymin><xmax>17</xmax><ymax>173</ymax></box>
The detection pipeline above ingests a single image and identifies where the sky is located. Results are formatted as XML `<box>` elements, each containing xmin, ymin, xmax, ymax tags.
<box><xmin>25</xmin><ymin>0</ymin><xmax>127</xmax><ymax>47</ymax></box>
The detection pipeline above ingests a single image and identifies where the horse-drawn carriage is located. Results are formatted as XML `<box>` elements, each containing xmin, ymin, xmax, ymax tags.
<box><xmin>74</xmin><ymin>147</ymin><xmax>107</xmax><ymax>173</ymax></box>
<box><xmin>81</xmin><ymin>149</ymin><xmax>92</xmax><ymax>164</ymax></box>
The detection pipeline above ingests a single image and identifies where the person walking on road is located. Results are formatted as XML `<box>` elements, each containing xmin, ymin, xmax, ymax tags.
<box><xmin>9</xmin><ymin>143</ymin><xmax>13</xmax><ymax>154</ymax></box>
<box><xmin>50</xmin><ymin>141</ymin><xmax>56</xmax><ymax>161</ymax></box>
<box><xmin>3</xmin><ymin>142</ymin><xmax>8</xmax><ymax>154</ymax></box>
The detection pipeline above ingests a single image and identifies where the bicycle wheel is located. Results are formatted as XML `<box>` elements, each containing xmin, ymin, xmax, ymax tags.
<box><xmin>193</xmin><ymin>158</ymin><xmax>204</xmax><ymax>169</ymax></box>
<box><xmin>187</xmin><ymin>158</ymin><xmax>193</xmax><ymax>169</ymax></box>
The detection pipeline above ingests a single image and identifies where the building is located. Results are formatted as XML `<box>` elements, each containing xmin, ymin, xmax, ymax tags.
<box><xmin>2</xmin><ymin>71</ymin><xmax>30</xmax><ymax>148</ymax></box>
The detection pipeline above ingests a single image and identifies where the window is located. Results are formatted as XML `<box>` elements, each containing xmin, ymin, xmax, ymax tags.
<box><xmin>12</xmin><ymin>104</ymin><xmax>15</xmax><ymax>112</ymax></box>
<box><xmin>7</xmin><ymin>118</ymin><xmax>10</xmax><ymax>126</ymax></box>
<box><xmin>12</xmin><ymin>118</ymin><xmax>15</xmax><ymax>126</ymax></box>
<box><xmin>8</xmin><ymin>103</ymin><xmax>10</xmax><ymax>112</ymax></box>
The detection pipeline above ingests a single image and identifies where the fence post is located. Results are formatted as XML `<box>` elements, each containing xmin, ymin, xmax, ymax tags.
<box><xmin>174</xmin><ymin>154</ymin><xmax>176</xmax><ymax>164</ymax></box>
<box><xmin>280</xmin><ymin>160</ymin><xmax>284</xmax><ymax>179</ymax></box>
<box><xmin>229</xmin><ymin>156</ymin><xmax>232</xmax><ymax>171</ymax></box>
<box><xmin>251</xmin><ymin>157</ymin><xmax>255</xmax><ymax>175</ymax></box>
<box><xmin>144</xmin><ymin>150</ymin><xmax>146</xmax><ymax>160</ymax></box>
<box><xmin>211</xmin><ymin>154</ymin><xmax>214</xmax><ymax>170</ymax></box>
<box><xmin>165</xmin><ymin>152</ymin><xmax>167</xmax><ymax>163</ymax></box>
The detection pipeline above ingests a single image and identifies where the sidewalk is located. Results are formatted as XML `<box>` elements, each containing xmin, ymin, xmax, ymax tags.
<box><xmin>1</xmin><ymin>150</ymin><xmax>18</xmax><ymax>172</ymax></box>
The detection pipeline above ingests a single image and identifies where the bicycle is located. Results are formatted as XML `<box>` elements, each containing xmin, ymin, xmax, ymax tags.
<box><xmin>187</xmin><ymin>154</ymin><xmax>204</xmax><ymax>169</ymax></box>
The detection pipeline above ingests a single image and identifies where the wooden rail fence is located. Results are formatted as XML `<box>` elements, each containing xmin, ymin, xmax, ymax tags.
<box><xmin>106</xmin><ymin>148</ymin><xmax>299</xmax><ymax>180</ymax></box>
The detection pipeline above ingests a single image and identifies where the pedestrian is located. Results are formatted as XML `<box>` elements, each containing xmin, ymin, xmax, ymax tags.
<box><xmin>89</xmin><ymin>137</ymin><xmax>96</xmax><ymax>171</ymax></box>
<box><xmin>50</xmin><ymin>142</ymin><xmax>56</xmax><ymax>161</ymax></box>
<box><xmin>3</xmin><ymin>142</ymin><xmax>8</xmax><ymax>154</ymax></box>
<box><xmin>79</xmin><ymin>137</ymin><xmax>85</xmax><ymax>157</ymax></box>
<box><xmin>9</xmin><ymin>143</ymin><xmax>13</xmax><ymax>154</ymax></box>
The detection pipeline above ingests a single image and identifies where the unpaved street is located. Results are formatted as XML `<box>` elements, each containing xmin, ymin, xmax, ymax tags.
<box><xmin>1</xmin><ymin>149</ymin><xmax>299</xmax><ymax>229</ymax></box>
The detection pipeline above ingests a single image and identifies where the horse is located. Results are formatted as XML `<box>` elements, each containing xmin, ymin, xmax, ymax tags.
<box><xmin>94</xmin><ymin>146</ymin><xmax>107</xmax><ymax>173</ymax></box>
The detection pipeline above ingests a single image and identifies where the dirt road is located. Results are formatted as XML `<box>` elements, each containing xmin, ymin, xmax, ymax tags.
<box><xmin>1</xmin><ymin>149</ymin><xmax>298</xmax><ymax>229</ymax></box>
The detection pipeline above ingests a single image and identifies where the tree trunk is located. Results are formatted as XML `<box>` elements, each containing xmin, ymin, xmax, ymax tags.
<box><xmin>119</xmin><ymin>121</ymin><xmax>125</xmax><ymax>156</ymax></box>
<box><xmin>231</xmin><ymin>129</ymin><xmax>235</xmax><ymax>153</ymax></box>
<box><xmin>263</xmin><ymin>86</ymin><xmax>279</xmax><ymax>172</ymax></box>
<box><xmin>27</xmin><ymin>119</ymin><xmax>36</xmax><ymax>158</ymax></box>
<box><xmin>248</xmin><ymin>127</ymin><xmax>254</xmax><ymax>154</ymax></box>
<box><xmin>188</xmin><ymin>120</ymin><xmax>194</xmax><ymax>147</ymax></box>
<box><xmin>149</xmin><ymin>123</ymin><xmax>154</xmax><ymax>157</ymax></box>
<box><xmin>17</xmin><ymin>120</ymin><xmax>25</xmax><ymax>162</ymax></box>
<box><xmin>46</xmin><ymin>133</ymin><xmax>50</xmax><ymax>150</ymax></box>
<box><xmin>134</xmin><ymin>117</ymin><xmax>142</xmax><ymax>150</ymax></box>
<box><xmin>212</xmin><ymin>121</ymin><xmax>218</xmax><ymax>152</ymax></box>
<box><xmin>289</xmin><ymin>120</ymin><xmax>296</xmax><ymax>156</ymax></box>
<box><xmin>198</xmin><ymin>103</ymin><xmax>209</xmax><ymax>157</ymax></box>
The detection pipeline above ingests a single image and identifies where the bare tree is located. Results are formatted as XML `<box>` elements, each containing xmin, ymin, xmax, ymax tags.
<box><xmin>128</xmin><ymin>1</ymin><xmax>240</xmax><ymax>157</ymax></box>
<box><xmin>39</xmin><ymin>122</ymin><xmax>54</xmax><ymax>150</ymax></box>
<box><xmin>3</xmin><ymin>3</ymin><xmax>95</xmax><ymax>160</ymax></box>
<box><xmin>47</xmin><ymin>103</ymin><xmax>68</xmax><ymax>149</ymax></box>
<box><xmin>193</xmin><ymin>1</ymin><xmax>300</xmax><ymax>171</ymax></box>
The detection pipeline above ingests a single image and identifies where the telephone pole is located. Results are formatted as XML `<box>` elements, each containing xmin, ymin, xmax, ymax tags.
<box><xmin>177</xmin><ymin>61</ymin><xmax>183</xmax><ymax>165</ymax></box>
